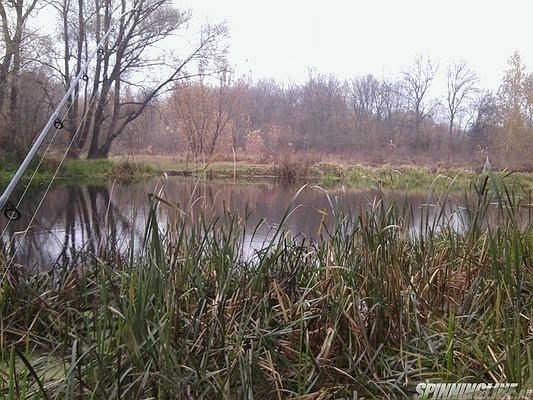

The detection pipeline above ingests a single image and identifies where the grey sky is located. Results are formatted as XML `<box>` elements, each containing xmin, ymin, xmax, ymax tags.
<box><xmin>181</xmin><ymin>0</ymin><xmax>533</xmax><ymax>94</ymax></box>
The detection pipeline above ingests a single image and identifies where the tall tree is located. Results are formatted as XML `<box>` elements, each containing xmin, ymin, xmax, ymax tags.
<box><xmin>523</xmin><ymin>72</ymin><xmax>533</xmax><ymax>129</ymax></box>
<box><xmin>497</xmin><ymin>51</ymin><xmax>531</xmax><ymax>156</ymax></box>
<box><xmin>401</xmin><ymin>56</ymin><xmax>438</xmax><ymax>149</ymax></box>
<box><xmin>168</xmin><ymin>71</ymin><xmax>242</xmax><ymax>160</ymax></box>
<box><xmin>0</xmin><ymin>0</ymin><xmax>41</xmax><ymax>157</ymax></box>
<box><xmin>248</xmin><ymin>78</ymin><xmax>285</xmax><ymax>133</ymax></box>
<box><xmin>168</xmin><ymin>81</ymin><xmax>209</xmax><ymax>159</ymax></box>
<box><xmin>54</xmin><ymin>0</ymin><xmax>227</xmax><ymax>159</ymax></box>
<box><xmin>466</xmin><ymin>90</ymin><xmax>497</xmax><ymax>148</ymax></box>
<box><xmin>299</xmin><ymin>72</ymin><xmax>346</xmax><ymax>151</ymax></box>
<box><xmin>224</xmin><ymin>76</ymin><xmax>252</xmax><ymax>152</ymax></box>
<box><xmin>346</xmin><ymin>74</ymin><xmax>381</xmax><ymax>138</ymax></box>
<box><xmin>445</xmin><ymin>59</ymin><xmax>478</xmax><ymax>150</ymax></box>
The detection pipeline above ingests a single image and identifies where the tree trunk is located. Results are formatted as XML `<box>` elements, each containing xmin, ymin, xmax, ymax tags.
<box><xmin>56</xmin><ymin>0</ymin><xmax>226</xmax><ymax>160</ymax></box>
<box><xmin>87</xmin><ymin>141</ymin><xmax>111</xmax><ymax>159</ymax></box>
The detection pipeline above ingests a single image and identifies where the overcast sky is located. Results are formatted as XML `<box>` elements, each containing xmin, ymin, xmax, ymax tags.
<box><xmin>180</xmin><ymin>0</ymin><xmax>533</xmax><ymax>95</ymax></box>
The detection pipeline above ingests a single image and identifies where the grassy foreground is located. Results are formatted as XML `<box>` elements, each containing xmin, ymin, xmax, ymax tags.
<box><xmin>1</xmin><ymin>171</ymin><xmax>533</xmax><ymax>399</ymax></box>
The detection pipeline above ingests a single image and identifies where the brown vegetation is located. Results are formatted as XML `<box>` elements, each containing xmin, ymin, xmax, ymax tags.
<box><xmin>1</xmin><ymin>0</ymin><xmax>532</xmax><ymax>171</ymax></box>
<box><xmin>113</xmin><ymin>56</ymin><xmax>533</xmax><ymax>171</ymax></box>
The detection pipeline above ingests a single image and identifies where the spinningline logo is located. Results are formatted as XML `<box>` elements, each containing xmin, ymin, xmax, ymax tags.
<box><xmin>413</xmin><ymin>382</ymin><xmax>531</xmax><ymax>399</ymax></box>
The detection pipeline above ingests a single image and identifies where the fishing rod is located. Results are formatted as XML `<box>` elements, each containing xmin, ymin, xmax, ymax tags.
<box><xmin>0</xmin><ymin>9</ymin><xmax>135</xmax><ymax>221</ymax></box>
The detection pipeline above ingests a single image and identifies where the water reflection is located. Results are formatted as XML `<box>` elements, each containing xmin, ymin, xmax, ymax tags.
<box><xmin>1</xmin><ymin>184</ymin><xmax>142</xmax><ymax>268</ymax></box>
<box><xmin>1</xmin><ymin>178</ymin><xmax>530</xmax><ymax>270</ymax></box>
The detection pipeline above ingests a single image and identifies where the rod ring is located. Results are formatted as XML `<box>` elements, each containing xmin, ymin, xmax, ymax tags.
<box><xmin>3</xmin><ymin>201</ymin><xmax>21</xmax><ymax>221</ymax></box>
<box><xmin>54</xmin><ymin>118</ymin><xmax>63</xmax><ymax>129</ymax></box>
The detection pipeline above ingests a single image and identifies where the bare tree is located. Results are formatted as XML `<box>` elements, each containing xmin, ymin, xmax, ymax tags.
<box><xmin>206</xmin><ymin>71</ymin><xmax>234</xmax><ymax>157</ymax></box>
<box><xmin>248</xmin><ymin>78</ymin><xmax>285</xmax><ymax>133</ymax></box>
<box><xmin>0</xmin><ymin>0</ymin><xmax>40</xmax><ymax>108</ymax></box>
<box><xmin>0</xmin><ymin>0</ymin><xmax>41</xmax><ymax>156</ymax></box>
<box><xmin>168</xmin><ymin>70</ymin><xmax>243</xmax><ymax>160</ymax></box>
<box><xmin>53</xmin><ymin>0</ymin><xmax>227</xmax><ymax>159</ymax></box>
<box><xmin>378</xmin><ymin>79</ymin><xmax>406</xmax><ymax>145</ymax></box>
<box><xmin>345</xmin><ymin>74</ymin><xmax>404</xmax><ymax>148</ymax></box>
<box><xmin>167</xmin><ymin>81</ymin><xmax>208</xmax><ymax>159</ymax></box>
<box><xmin>226</xmin><ymin>76</ymin><xmax>252</xmax><ymax>152</ymax></box>
<box><xmin>401</xmin><ymin>56</ymin><xmax>438</xmax><ymax>149</ymax></box>
<box><xmin>299</xmin><ymin>72</ymin><xmax>346</xmax><ymax>151</ymax></box>
<box><xmin>346</xmin><ymin>74</ymin><xmax>381</xmax><ymax>138</ymax></box>
<box><xmin>445</xmin><ymin>59</ymin><xmax>478</xmax><ymax>151</ymax></box>
<box><xmin>466</xmin><ymin>90</ymin><xmax>497</xmax><ymax>149</ymax></box>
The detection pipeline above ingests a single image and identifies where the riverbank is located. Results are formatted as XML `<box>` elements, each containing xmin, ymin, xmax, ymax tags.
<box><xmin>1</xmin><ymin>172</ymin><xmax>532</xmax><ymax>398</ymax></box>
<box><xmin>1</xmin><ymin>155</ymin><xmax>532</xmax><ymax>192</ymax></box>
<box><xmin>0</xmin><ymin>158</ymin><xmax>157</xmax><ymax>186</ymax></box>
<box><xmin>111</xmin><ymin>155</ymin><xmax>533</xmax><ymax>192</ymax></box>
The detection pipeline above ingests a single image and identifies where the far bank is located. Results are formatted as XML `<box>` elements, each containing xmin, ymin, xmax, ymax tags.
<box><xmin>1</xmin><ymin>154</ymin><xmax>532</xmax><ymax>192</ymax></box>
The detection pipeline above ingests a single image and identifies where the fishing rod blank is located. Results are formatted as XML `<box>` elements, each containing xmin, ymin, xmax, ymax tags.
<box><xmin>0</xmin><ymin>9</ymin><xmax>135</xmax><ymax>220</ymax></box>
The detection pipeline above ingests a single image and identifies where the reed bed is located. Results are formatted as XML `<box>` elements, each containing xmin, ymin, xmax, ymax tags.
<box><xmin>0</xmin><ymin>170</ymin><xmax>532</xmax><ymax>399</ymax></box>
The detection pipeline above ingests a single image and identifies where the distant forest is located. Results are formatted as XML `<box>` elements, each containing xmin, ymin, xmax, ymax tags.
<box><xmin>1</xmin><ymin>0</ymin><xmax>532</xmax><ymax>169</ymax></box>
<box><xmin>112</xmin><ymin>54</ymin><xmax>531</xmax><ymax>169</ymax></box>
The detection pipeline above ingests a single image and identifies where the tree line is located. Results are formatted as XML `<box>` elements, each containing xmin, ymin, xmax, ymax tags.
<box><xmin>117</xmin><ymin>53</ymin><xmax>533</xmax><ymax>168</ymax></box>
<box><xmin>1</xmin><ymin>0</ymin><xmax>532</xmax><ymax>167</ymax></box>
<box><xmin>0</xmin><ymin>0</ymin><xmax>226</xmax><ymax>160</ymax></box>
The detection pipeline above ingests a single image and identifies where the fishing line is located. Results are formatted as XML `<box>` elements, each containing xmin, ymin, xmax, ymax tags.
<box><xmin>0</xmin><ymin>8</ymin><xmax>136</xmax><ymax>216</ymax></box>
<box><xmin>0</xmin><ymin>57</ymin><xmax>90</xmax><ymax>241</ymax></box>
<box><xmin>0</xmin><ymin>107</ymin><xmax>75</xmax><ymax>249</ymax></box>
<box><xmin>0</xmin><ymin>9</ymin><xmax>136</xmax><ymax>276</ymax></box>
<box><xmin>0</xmin><ymin>81</ymin><xmax>103</xmax><ymax>280</ymax></box>
<box><xmin>1</xmin><ymin>108</ymin><xmax>72</xmax><ymax>220</ymax></box>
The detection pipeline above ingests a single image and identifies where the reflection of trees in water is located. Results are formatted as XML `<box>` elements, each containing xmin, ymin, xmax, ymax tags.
<box><xmin>1</xmin><ymin>186</ymin><xmax>65</xmax><ymax>269</ymax></box>
<box><xmin>61</xmin><ymin>185</ymin><xmax>142</xmax><ymax>266</ymax></box>
<box><xmin>3</xmin><ymin>178</ymin><xmax>524</xmax><ymax>270</ymax></box>
<box><xmin>1</xmin><ymin>185</ymin><xmax>142</xmax><ymax>270</ymax></box>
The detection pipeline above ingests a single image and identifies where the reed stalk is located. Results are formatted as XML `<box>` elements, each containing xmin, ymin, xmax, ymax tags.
<box><xmin>0</xmin><ymin>170</ymin><xmax>531</xmax><ymax>399</ymax></box>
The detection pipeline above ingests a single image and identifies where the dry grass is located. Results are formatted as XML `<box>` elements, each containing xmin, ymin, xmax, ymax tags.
<box><xmin>1</xmin><ymin>169</ymin><xmax>532</xmax><ymax>399</ymax></box>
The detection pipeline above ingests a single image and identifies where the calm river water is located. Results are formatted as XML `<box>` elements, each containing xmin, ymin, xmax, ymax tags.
<box><xmin>1</xmin><ymin>177</ymin><xmax>528</xmax><ymax>269</ymax></box>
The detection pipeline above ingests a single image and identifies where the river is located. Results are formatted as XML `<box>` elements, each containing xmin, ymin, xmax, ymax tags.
<box><xmin>1</xmin><ymin>177</ymin><xmax>529</xmax><ymax>269</ymax></box>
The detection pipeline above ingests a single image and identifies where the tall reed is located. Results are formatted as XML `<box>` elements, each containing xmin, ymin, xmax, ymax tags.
<box><xmin>0</xmin><ymin>170</ymin><xmax>531</xmax><ymax>399</ymax></box>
